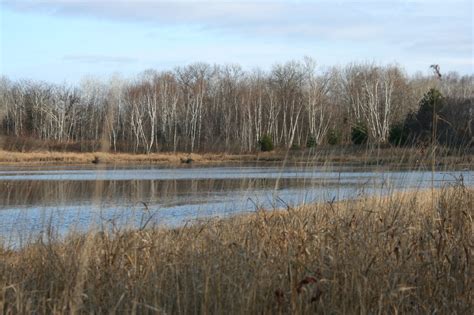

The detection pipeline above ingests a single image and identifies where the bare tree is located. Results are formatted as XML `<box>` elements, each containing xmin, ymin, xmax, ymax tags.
<box><xmin>0</xmin><ymin>60</ymin><xmax>469</xmax><ymax>152</ymax></box>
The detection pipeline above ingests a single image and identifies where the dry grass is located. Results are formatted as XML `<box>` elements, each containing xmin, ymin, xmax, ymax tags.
<box><xmin>0</xmin><ymin>147</ymin><xmax>472</xmax><ymax>168</ymax></box>
<box><xmin>1</xmin><ymin>186</ymin><xmax>472</xmax><ymax>314</ymax></box>
<box><xmin>0</xmin><ymin>150</ymin><xmax>279</xmax><ymax>166</ymax></box>
<box><xmin>0</xmin><ymin>150</ymin><xmax>239</xmax><ymax>165</ymax></box>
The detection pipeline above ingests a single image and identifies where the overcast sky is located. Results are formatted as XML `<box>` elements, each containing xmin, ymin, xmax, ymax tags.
<box><xmin>1</xmin><ymin>0</ymin><xmax>472</xmax><ymax>83</ymax></box>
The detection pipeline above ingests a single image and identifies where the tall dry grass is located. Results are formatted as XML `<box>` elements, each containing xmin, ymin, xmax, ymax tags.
<box><xmin>1</xmin><ymin>185</ymin><xmax>472</xmax><ymax>314</ymax></box>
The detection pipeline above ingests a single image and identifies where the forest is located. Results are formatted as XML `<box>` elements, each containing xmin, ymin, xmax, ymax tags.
<box><xmin>0</xmin><ymin>59</ymin><xmax>472</xmax><ymax>153</ymax></box>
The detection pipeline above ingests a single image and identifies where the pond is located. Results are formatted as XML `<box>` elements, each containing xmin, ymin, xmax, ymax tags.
<box><xmin>0</xmin><ymin>163</ymin><xmax>472</xmax><ymax>245</ymax></box>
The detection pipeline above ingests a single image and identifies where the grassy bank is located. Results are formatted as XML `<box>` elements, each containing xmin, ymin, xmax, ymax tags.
<box><xmin>0</xmin><ymin>146</ymin><xmax>472</xmax><ymax>168</ymax></box>
<box><xmin>1</xmin><ymin>186</ymin><xmax>472</xmax><ymax>314</ymax></box>
<box><xmin>0</xmin><ymin>150</ymin><xmax>237</xmax><ymax>165</ymax></box>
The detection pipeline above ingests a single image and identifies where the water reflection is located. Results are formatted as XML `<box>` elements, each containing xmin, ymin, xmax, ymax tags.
<box><xmin>1</xmin><ymin>178</ymin><xmax>347</xmax><ymax>207</ymax></box>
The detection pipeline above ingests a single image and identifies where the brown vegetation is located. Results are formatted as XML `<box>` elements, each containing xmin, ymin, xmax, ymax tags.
<box><xmin>0</xmin><ymin>146</ymin><xmax>472</xmax><ymax>169</ymax></box>
<box><xmin>1</xmin><ymin>186</ymin><xmax>472</xmax><ymax>313</ymax></box>
<box><xmin>0</xmin><ymin>150</ymin><xmax>210</xmax><ymax>165</ymax></box>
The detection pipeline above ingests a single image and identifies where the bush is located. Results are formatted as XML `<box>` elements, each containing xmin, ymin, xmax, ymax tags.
<box><xmin>306</xmin><ymin>136</ymin><xmax>317</xmax><ymax>148</ymax></box>
<box><xmin>326</xmin><ymin>130</ymin><xmax>341</xmax><ymax>145</ymax></box>
<box><xmin>351</xmin><ymin>123</ymin><xmax>368</xmax><ymax>145</ymax></box>
<box><xmin>388</xmin><ymin>123</ymin><xmax>408</xmax><ymax>146</ymax></box>
<box><xmin>258</xmin><ymin>135</ymin><xmax>274</xmax><ymax>152</ymax></box>
<box><xmin>291</xmin><ymin>143</ymin><xmax>301</xmax><ymax>150</ymax></box>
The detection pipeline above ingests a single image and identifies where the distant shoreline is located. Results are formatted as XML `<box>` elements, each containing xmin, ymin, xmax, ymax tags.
<box><xmin>0</xmin><ymin>147</ymin><xmax>472</xmax><ymax>169</ymax></box>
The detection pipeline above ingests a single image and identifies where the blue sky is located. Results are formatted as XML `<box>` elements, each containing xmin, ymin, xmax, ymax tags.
<box><xmin>1</xmin><ymin>0</ymin><xmax>472</xmax><ymax>83</ymax></box>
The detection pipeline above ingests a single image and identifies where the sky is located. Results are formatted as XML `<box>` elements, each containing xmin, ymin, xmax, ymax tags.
<box><xmin>0</xmin><ymin>0</ymin><xmax>473</xmax><ymax>83</ymax></box>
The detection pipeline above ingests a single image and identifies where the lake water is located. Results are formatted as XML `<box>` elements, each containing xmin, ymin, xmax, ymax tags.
<box><xmin>1</xmin><ymin>164</ymin><xmax>472</xmax><ymax>245</ymax></box>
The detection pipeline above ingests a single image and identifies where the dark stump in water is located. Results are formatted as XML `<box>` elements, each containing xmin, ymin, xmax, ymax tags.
<box><xmin>180</xmin><ymin>157</ymin><xmax>193</xmax><ymax>164</ymax></box>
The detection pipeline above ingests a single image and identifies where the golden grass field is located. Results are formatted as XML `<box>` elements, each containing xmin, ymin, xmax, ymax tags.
<box><xmin>1</xmin><ymin>186</ymin><xmax>472</xmax><ymax>314</ymax></box>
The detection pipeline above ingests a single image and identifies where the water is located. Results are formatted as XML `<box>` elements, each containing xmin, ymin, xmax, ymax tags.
<box><xmin>1</xmin><ymin>164</ymin><xmax>472</xmax><ymax>245</ymax></box>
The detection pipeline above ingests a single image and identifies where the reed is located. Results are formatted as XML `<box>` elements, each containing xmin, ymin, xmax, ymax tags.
<box><xmin>1</xmin><ymin>186</ymin><xmax>472</xmax><ymax>314</ymax></box>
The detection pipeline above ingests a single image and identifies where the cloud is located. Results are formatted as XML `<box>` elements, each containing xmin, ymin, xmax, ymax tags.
<box><xmin>0</xmin><ymin>1</ymin><xmax>463</xmax><ymax>36</ymax></box>
<box><xmin>407</xmin><ymin>38</ymin><xmax>473</xmax><ymax>56</ymax></box>
<box><xmin>2</xmin><ymin>0</ymin><xmax>472</xmax><ymax>74</ymax></box>
<box><xmin>63</xmin><ymin>54</ymin><xmax>137</xmax><ymax>64</ymax></box>
<box><xmin>2</xmin><ymin>0</ymin><xmax>471</xmax><ymax>46</ymax></box>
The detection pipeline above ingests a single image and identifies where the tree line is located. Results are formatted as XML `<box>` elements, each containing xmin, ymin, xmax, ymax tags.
<box><xmin>0</xmin><ymin>59</ymin><xmax>472</xmax><ymax>153</ymax></box>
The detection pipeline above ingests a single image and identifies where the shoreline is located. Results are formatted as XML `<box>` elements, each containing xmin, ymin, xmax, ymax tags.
<box><xmin>0</xmin><ymin>147</ymin><xmax>472</xmax><ymax>168</ymax></box>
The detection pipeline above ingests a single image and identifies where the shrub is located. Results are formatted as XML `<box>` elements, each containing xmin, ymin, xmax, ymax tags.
<box><xmin>291</xmin><ymin>143</ymin><xmax>301</xmax><ymax>150</ymax></box>
<box><xmin>306</xmin><ymin>136</ymin><xmax>317</xmax><ymax>148</ymax></box>
<box><xmin>351</xmin><ymin>123</ymin><xmax>368</xmax><ymax>145</ymax></box>
<box><xmin>326</xmin><ymin>130</ymin><xmax>341</xmax><ymax>145</ymax></box>
<box><xmin>388</xmin><ymin>123</ymin><xmax>408</xmax><ymax>146</ymax></box>
<box><xmin>258</xmin><ymin>135</ymin><xmax>274</xmax><ymax>152</ymax></box>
